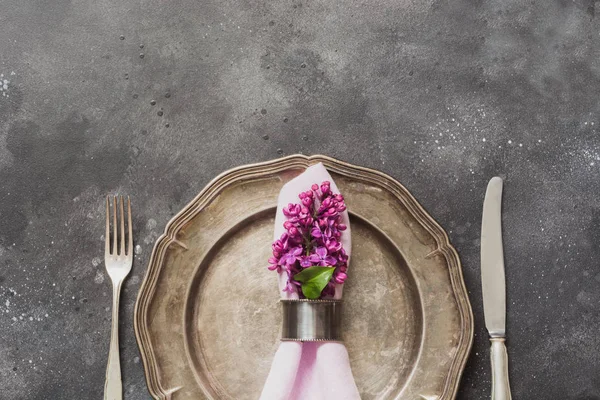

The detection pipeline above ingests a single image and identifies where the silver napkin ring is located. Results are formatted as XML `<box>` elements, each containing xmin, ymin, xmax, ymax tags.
<box><xmin>280</xmin><ymin>299</ymin><xmax>343</xmax><ymax>342</ymax></box>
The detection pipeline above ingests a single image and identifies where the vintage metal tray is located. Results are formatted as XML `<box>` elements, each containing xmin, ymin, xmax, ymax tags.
<box><xmin>134</xmin><ymin>155</ymin><xmax>473</xmax><ymax>400</ymax></box>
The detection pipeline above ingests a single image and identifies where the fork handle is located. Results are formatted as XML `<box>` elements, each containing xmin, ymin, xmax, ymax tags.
<box><xmin>104</xmin><ymin>281</ymin><xmax>123</xmax><ymax>400</ymax></box>
<box><xmin>490</xmin><ymin>337</ymin><xmax>512</xmax><ymax>400</ymax></box>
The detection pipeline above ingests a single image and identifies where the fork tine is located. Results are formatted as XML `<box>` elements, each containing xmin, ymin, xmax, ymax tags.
<box><xmin>127</xmin><ymin>197</ymin><xmax>133</xmax><ymax>257</ymax></box>
<box><xmin>112</xmin><ymin>196</ymin><xmax>117</xmax><ymax>255</ymax></box>
<box><xmin>105</xmin><ymin>197</ymin><xmax>111</xmax><ymax>256</ymax></box>
<box><xmin>120</xmin><ymin>196</ymin><xmax>125</xmax><ymax>256</ymax></box>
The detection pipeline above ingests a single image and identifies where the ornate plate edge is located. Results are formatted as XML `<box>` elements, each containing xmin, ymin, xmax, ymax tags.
<box><xmin>133</xmin><ymin>154</ymin><xmax>474</xmax><ymax>400</ymax></box>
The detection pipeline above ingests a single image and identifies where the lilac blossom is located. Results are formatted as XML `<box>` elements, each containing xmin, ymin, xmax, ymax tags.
<box><xmin>268</xmin><ymin>180</ymin><xmax>349</xmax><ymax>298</ymax></box>
<box><xmin>309</xmin><ymin>247</ymin><xmax>337</xmax><ymax>267</ymax></box>
<box><xmin>279</xmin><ymin>246</ymin><xmax>303</xmax><ymax>266</ymax></box>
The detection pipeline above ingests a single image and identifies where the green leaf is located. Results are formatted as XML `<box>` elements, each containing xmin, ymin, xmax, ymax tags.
<box><xmin>293</xmin><ymin>267</ymin><xmax>335</xmax><ymax>300</ymax></box>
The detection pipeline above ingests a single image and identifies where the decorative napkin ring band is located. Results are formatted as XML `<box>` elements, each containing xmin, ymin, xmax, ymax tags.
<box><xmin>280</xmin><ymin>299</ymin><xmax>343</xmax><ymax>342</ymax></box>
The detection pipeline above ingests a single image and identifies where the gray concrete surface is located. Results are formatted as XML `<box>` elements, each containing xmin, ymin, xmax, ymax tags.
<box><xmin>1</xmin><ymin>0</ymin><xmax>599</xmax><ymax>398</ymax></box>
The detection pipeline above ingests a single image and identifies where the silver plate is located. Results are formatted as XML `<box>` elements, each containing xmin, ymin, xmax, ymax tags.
<box><xmin>134</xmin><ymin>154</ymin><xmax>473</xmax><ymax>400</ymax></box>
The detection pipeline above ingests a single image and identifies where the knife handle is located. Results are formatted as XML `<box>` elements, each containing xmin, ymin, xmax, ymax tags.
<box><xmin>490</xmin><ymin>337</ymin><xmax>512</xmax><ymax>400</ymax></box>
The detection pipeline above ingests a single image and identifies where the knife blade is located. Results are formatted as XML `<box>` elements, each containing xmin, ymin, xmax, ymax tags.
<box><xmin>481</xmin><ymin>176</ymin><xmax>506</xmax><ymax>338</ymax></box>
<box><xmin>481</xmin><ymin>176</ymin><xmax>512</xmax><ymax>400</ymax></box>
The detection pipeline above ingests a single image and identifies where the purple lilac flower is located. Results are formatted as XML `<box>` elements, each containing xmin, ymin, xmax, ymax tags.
<box><xmin>299</xmin><ymin>256</ymin><xmax>313</xmax><ymax>268</ymax></box>
<box><xmin>309</xmin><ymin>246</ymin><xmax>337</xmax><ymax>267</ymax></box>
<box><xmin>324</xmin><ymin>239</ymin><xmax>342</xmax><ymax>253</ymax></box>
<box><xmin>267</xmin><ymin>257</ymin><xmax>280</xmax><ymax>272</ymax></box>
<box><xmin>268</xmin><ymin>180</ymin><xmax>349</xmax><ymax>297</ymax></box>
<box><xmin>310</xmin><ymin>223</ymin><xmax>323</xmax><ymax>239</ymax></box>
<box><xmin>279</xmin><ymin>246</ymin><xmax>303</xmax><ymax>266</ymax></box>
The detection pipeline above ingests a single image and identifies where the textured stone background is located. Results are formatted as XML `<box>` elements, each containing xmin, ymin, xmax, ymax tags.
<box><xmin>1</xmin><ymin>0</ymin><xmax>600</xmax><ymax>399</ymax></box>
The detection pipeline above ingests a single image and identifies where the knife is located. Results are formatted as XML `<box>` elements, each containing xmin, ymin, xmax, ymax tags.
<box><xmin>481</xmin><ymin>177</ymin><xmax>512</xmax><ymax>400</ymax></box>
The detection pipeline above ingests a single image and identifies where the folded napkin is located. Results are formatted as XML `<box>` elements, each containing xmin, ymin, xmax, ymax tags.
<box><xmin>259</xmin><ymin>163</ymin><xmax>360</xmax><ymax>400</ymax></box>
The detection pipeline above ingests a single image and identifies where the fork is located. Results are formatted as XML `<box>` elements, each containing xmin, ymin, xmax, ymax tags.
<box><xmin>104</xmin><ymin>196</ymin><xmax>133</xmax><ymax>400</ymax></box>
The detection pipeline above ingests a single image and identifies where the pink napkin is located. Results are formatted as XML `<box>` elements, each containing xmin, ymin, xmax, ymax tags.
<box><xmin>259</xmin><ymin>163</ymin><xmax>360</xmax><ymax>400</ymax></box>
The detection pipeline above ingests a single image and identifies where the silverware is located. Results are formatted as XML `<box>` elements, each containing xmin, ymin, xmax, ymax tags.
<box><xmin>104</xmin><ymin>196</ymin><xmax>133</xmax><ymax>400</ymax></box>
<box><xmin>481</xmin><ymin>177</ymin><xmax>512</xmax><ymax>400</ymax></box>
